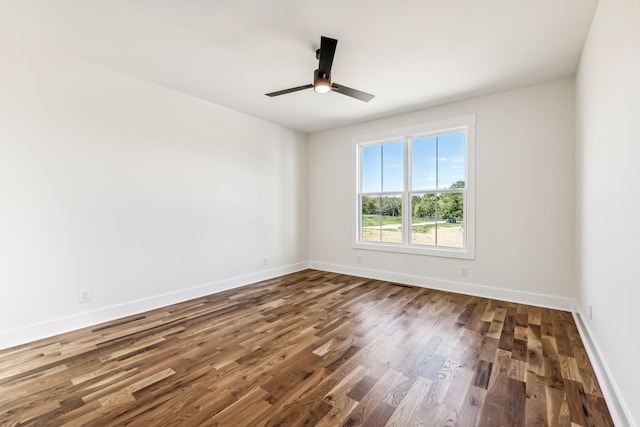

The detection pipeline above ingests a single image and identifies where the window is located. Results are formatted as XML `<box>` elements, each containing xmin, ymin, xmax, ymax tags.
<box><xmin>354</xmin><ymin>116</ymin><xmax>475</xmax><ymax>259</ymax></box>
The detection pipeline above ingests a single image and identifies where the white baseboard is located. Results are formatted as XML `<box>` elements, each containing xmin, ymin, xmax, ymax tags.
<box><xmin>308</xmin><ymin>261</ymin><xmax>574</xmax><ymax>311</ymax></box>
<box><xmin>0</xmin><ymin>262</ymin><xmax>309</xmax><ymax>351</ymax></box>
<box><xmin>572</xmin><ymin>302</ymin><xmax>635</xmax><ymax>427</ymax></box>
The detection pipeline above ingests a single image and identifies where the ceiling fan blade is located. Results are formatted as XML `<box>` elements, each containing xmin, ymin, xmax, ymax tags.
<box><xmin>318</xmin><ymin>36</ymin><xmax>338</xmax><ymax>74</ymax></box>
<box><xmin>331</xmin><ymin>83</ymin><xmax>375</xmax><ymax>102</ymax></box>
<box><xmin>265</xmin><ymin>84</ymin><xmax>313</xmax><ymax>97</ymax></box>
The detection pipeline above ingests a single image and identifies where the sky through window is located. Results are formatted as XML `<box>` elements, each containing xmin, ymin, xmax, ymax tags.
<box><xmin>361</xmin><ymin>131</ymin><xmax>465</xmax><ymax>193</ymax></box>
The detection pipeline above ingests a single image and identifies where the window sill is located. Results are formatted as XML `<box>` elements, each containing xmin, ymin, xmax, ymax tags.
<box><xmin>353</xmin><ymin>241</ymin><xmax>475</xmax><ymax>260</ymax></box>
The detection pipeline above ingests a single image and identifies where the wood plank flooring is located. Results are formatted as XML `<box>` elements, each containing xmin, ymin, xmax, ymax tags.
<box><xmin>0</xmin><ymin>270</ymin><xmax>613</xmax><ymax>426</ymax></box>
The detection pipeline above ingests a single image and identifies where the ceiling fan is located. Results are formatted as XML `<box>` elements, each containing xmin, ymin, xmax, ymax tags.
<box><xmin>265</xmin><ymin>36</ymin><xmax>375</xmax><ymax>102</ymax></box>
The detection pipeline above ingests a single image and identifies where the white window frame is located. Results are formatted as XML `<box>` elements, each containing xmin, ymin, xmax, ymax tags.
<box><xmin>353</xmin><ymin>115</ymin><xmax>475</xmax><ymax>260</ymax></box>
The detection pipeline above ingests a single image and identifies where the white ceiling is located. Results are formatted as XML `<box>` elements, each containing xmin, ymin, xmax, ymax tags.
<box><xmin>0</xmin><ymin>0</ymin><xmax>597</xmax><ymax>134</ymax></box>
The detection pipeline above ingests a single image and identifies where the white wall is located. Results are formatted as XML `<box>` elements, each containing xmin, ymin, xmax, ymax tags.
<box><xmin>309</xmin><ymin>79</ymin><xmax>575</xmax><ymax>305</ymax></box>
<box><xmin>576</xmin><ymin>0</ymin><xmax>640</xmax><ymax>424</ymax></box>
<box><xmin>0</xmin><ymin>34</ymin><xmax>308</xmax><ymax>348</ymax></box>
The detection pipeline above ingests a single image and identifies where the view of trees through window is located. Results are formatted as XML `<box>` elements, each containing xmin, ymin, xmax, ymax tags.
<box><xmin>361</xmin><ymin>195</ymin><xmax>403</xmax><ymax>243</ymax></box>
<box><xmin>359</xmin><ymin>130</ymin><xmax>466</xmax><ymax>249</ymax></box>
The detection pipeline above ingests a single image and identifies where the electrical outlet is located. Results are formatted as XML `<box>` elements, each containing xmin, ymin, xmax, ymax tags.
<box><xmin>357</xmin><ymin>255</ymin><xmax>363</xmax><ymax>263</ymax></box>
<box><xmin>78</xmin><ymin>288</ymin><xmax>91</xmax><ymax>303</ymax></box>
<box><xmin>263</xmin><ymin>257</ymin><xmax>269</xmax><ymax>265</ymax></box>
<box><xmin>460</xmin><ymin>266</ymin><xmax>468</xmax><ymax>277</ymax></box>
<box><xmin>589</xmin><ymin>305</ymin><xmax>593</xmax><ymax>320</ymax></box>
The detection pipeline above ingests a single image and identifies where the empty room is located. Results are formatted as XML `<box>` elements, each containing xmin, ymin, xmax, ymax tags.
<box><xmin>0</xmin><ymin>0</ymin><xmax>638</xmax><ymax>426</ymax></box>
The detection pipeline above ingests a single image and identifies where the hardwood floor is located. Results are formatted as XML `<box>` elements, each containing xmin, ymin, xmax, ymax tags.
<box><xmin>0</xmin><ymin>270</ymin><xmax>613</xmax><ymax>426</ymax></box>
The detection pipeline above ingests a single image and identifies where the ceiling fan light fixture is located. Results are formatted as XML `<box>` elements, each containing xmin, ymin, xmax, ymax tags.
<box><xmin>313</xmin><ymin>69</ymin><xmax>331</xmax><ymax>94</ymax></box>
<box><xmin>313</xmin><ymin>79</ymin><xmax>331</xmax><ymax>94</ymax></box>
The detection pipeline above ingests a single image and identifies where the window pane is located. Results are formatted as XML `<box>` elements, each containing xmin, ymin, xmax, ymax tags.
<box><xmin>361</xmin><ymin>195</ymin><xmax>381</xmax><ymax>241</ymax></box>
<box><xmin>437</xmin><ymin>131</ymin><xmax>466</xmax><ymax>190</ymax></box>
<box><xmin>361</xmin><ymin>195</ymin><xmax>403</xmax><ymax>243</ymax></box>
<box><xmin>437</xmin><ymin>192</ymin><xmax>464</xmax><ymax>248</ymax></box>
<box><xmin>411</xmin><ymin>192</ymin><xmax>464</xmax><ymax>248</ymax></box>
<box><xmin>411</xmin><ymin>193</ymin><xmax>437</xmax><ymax>245</ymax></box>
<box><xmin>411</xmin><ymin>136</ymin><xmax>437</xmax><ymax>190</ymax></box>
<box><xmin>382</xmin><ymin>142</ymin><xmax>404</xmax><ymax>192</ymax></box>
<box><xmin>361</xmin><ymin>145</ymin><xmax>381</xmax><ymax>193</ymax></box>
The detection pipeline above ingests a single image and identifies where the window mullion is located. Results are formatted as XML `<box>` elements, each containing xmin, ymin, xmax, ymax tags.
<box><xmin>378</xmin><ymin>194</ymin><xmax>382</xmax><ymax>242</ymax></box>
<box><xmin>379</xmin><ymin>145</ymin><xmax>383</xmax><ymax>242</ymax></box>
<box><xmin>404</xmin><ymin>137</ymin><xmax>410</xmax><ymax>245</ymax></box>
<box><xmin>379</xmin><ymin>144</ymin><xmax>383</xmax><ymax>193</ymax></box>
<box><xmin>435</xmin><ymin>135</ymin><xmax>439</xmax><ymax>190</ymax></box>
<box><xmin>435</xmin><ymin>136</ymin><xmax>439</xmax><ymax>246</ymax></box>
